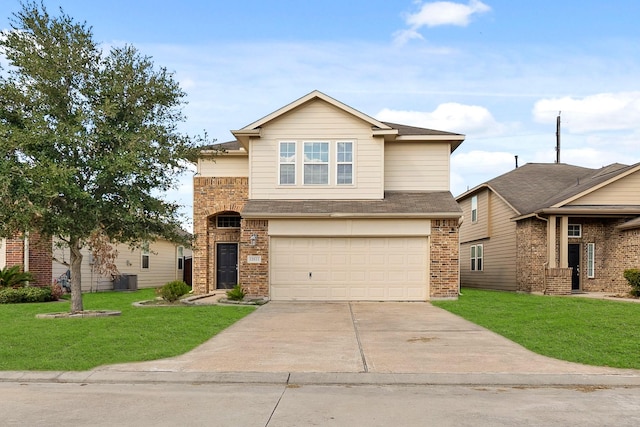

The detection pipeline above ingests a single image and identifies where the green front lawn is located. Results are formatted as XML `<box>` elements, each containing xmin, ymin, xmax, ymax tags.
<box><xmin>0</xmin><ymin>289</ymin><xmax>255</xmax><ymax>371</ymax></box>
<box><xmin>433</xmin><ymin>288</ymin><xmax>640</xmax><ymax>369</ymax></box>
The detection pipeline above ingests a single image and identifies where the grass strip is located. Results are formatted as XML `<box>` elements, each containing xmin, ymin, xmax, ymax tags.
<box><xmin>433</xmin><ymin>288</ymin><xmax>640</xmax><ymax>369</ymax></box>
<box><xmin>0</xmin><ymin>288</ymin><xmax>255</xmax><ymax>371</ymax></box>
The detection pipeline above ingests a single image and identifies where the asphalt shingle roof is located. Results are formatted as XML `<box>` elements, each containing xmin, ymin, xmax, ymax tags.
<box><xmin>242</xmin><ymin>191</ymin><xmax>462</xmax><ymax>217</ymax></box>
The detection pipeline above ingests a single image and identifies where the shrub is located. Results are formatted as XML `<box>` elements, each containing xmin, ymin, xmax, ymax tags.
<box><xmin>0</xmin><ymin>286</ymin><xmax>54</xmax><ymax>304</ymax></box>
<box><xmin>623</xmin><ymin>269</ymin><xmax>640</xmax><ymax>296</ymax></box>
<box><xmin>0</xmin><ymin>265</ymin><xmax>35</xmax><ymax>288</ymax></box>
<box><xmin>50</xmin><ymin>283</ymin><xmax>64</xmax><ymax>301</ymax></box>
<box><xmin>157</xmin><ymin>280</ymin><xmax>190</xmax><ymax>302</ymax></box>
<box><xmin>226</xmin><ymin>284</ymin><xmax>246</xmax><ymax>301</ymax></box>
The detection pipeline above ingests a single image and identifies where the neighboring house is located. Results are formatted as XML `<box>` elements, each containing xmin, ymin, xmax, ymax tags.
<box><xmin>51</xmin><ymin>237</ymin><xmax>192</xmax><ymax>292</ymax></box>
<box><xmin>0</xmin><ymin>232</ymin><xmax>190</xmax><ymax>291</ymax></box>
<box><xmin>193</xmin><ymin>90</ymin><xmax>465</xmax><ymax>301</ymax></box>
<box><xmin>457</xmin><ymin>162</ymin><xmax>640</xmax><ymax>295</ymax></box>
<box><xmin>0</xmin><ymin>232</ymin><xmax>52</xmax><ymax>286</ymax></box>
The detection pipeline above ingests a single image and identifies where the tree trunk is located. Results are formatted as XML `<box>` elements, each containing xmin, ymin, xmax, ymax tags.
<box><xmin>69</xmin><ymin>238</ymin><xmax>84</xmax><ymax>313</ymax></box>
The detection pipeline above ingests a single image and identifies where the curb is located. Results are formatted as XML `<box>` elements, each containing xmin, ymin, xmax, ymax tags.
<box><xmin>2</xmin><ymin>370</ymin><xmax>640</xmax><ymax>387</ymax></box>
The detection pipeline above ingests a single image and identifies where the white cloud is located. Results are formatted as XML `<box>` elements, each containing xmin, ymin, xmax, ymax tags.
<box><xmin>533</xmin><ymin>91</ymin><xmax>640</xmax><ymax>133</ymax></box>
<box><xmin>451</xmin><ymin>150</ymin><xmax>517</xmax><ymax>195</ymax></box>
<box><xmin>408</xmin><ymin>0</ymin><xmax>491</xmax><ymax>28</ymax></box>
<box><xmin>376</xmin><ymin>102</ymin><xmax>505</xmax><ymax>137</ymax></box>
<box><xmin>394</xmin><ymin>0</ymin><xmax>491</xmax><ymax>43</ymax></box>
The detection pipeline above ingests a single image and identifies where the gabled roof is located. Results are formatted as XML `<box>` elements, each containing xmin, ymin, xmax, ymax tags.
<box><xmin>229</xmin><ymin>90</ymin><xmax>465</xmax><ymax>151</ymax></box>
<box><xmin>242</xmin><ymin>191</ymin><xmax>462</xmax><ymax>219</ymax></box>
<box><xmin>457</xmin><ymin>162</ymin><xmax>640</xmax><ymax>217</ymax></box>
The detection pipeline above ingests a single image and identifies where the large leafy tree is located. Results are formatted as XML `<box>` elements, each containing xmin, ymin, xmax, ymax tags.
<box><xmin>0</xmin><ymin>2</ymin><xmax>206</xmax><ymax>312</ymax></box>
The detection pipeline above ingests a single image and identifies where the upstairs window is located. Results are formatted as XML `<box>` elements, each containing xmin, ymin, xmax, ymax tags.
<box><xmin>279</xmin><ymin>142</ymin><xmax>296</xmax><ymax>185</ymax></box>
<box><xmin>337</xmin><ymin>142</ymin><xmax>353</xmax><ymax>185</ymax></box>
<box><xmin>303</xmin><ymin>142</ymin><xmax>329</xmax><ymax>185</ymax></box>
<box><xmin>471</xmin><ymin>195</ymin><xmax>478</xmax><ymax>223</ymax></box>
<box><xmin>568</xmin><ymin>224</ymin><xmax>581</xmax><ymax>238</ymax></box>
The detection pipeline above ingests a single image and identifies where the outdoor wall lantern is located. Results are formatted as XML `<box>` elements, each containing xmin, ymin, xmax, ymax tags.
<box><xmin>250</xmin><ymin>233</ymin><xmax>258</xmax><ymax>246</ymax></box>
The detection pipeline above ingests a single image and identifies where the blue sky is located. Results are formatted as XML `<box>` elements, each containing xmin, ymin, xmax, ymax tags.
<box><xmin>2</xmin><ymin>0</ymin><xmax>640</xmax><ymax>231</ymax></box>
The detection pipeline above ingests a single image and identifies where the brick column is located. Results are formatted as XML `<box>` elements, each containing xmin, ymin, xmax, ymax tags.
<box><xmin>430</xmin><ymin>218</ymin><xmax>460</xmax><ymax>300</ymax></box>
<box><xmin>544</xmin><ymin>267</ymin><xmax>572</xmax><ymax>295</ymax></box>
<box><xmin>239</xmin><ymin>219</ymin><xmax>269</xmax><ymax>297</ymax></box>
<box><xmin>192</xmin><ymin>176</ymin><xmax>248</xmax><ymax>295</ymax></box>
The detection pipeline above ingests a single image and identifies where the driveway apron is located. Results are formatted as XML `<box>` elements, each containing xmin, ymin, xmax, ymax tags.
<box><xmin>97</xmin><ymin>302</ymin><xmax>638</xmax><ymax>375</ymax></box>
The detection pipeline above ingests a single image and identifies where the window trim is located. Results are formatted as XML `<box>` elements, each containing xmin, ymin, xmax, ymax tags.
<box><xmin>303</xmin><ymin>141</ymin><xmax>330</xmax><ymax>185</ymax></box>
<box><xmin>141</xmin><ymin>242</ymin><xmax>150</xmax><ymax>270</ymax></box>
<box><xmin>470</xmin><ymin>244</ymin><xmax>483</xmax><ymax>271</ymax></box>
<box><xmin>278</xmin><ymin>141</ymin><xmax>296</xmax><ymax>185</ymax></box>
<box><xmin>471</xmin><ymin>195</ymin><xmax>478</xmax><ymax>223</ymax></box>
<box><xmin>568</xmin><ymin>224</ymin><xmax>582</xmax><ymax>238</ymax></box>
<box><xmin>586</xmin><ymin>243</ymin><xmax>595</xmax><ymax>278</ymax></box>
<box><xmin>336</xmin><ymin>141</ymin><xmax>354</xmax><ymax>185</ymax></box>
<box><xmin>177</xmin><ymin>246</ymin><xmax>184</xmax><ymax>270</ymax></box>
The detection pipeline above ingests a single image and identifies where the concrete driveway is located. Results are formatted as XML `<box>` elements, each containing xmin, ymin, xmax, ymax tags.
<box><xmin>97</xmin><ymin>302</ymin><xmax>640</xmax><ymax>376</ymax></box>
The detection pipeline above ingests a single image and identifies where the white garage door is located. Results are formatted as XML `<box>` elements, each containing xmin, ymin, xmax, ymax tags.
<box><xmin>270</xmin><ymin>237</ymin><xmax>428</xmax><ymax>301</ymax></box>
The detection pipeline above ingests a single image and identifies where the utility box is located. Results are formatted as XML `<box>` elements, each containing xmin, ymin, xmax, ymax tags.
<box><xmin>113</xmin><ymin>274</ymin><xmax>138</xmax><ymax>291</ymax></box>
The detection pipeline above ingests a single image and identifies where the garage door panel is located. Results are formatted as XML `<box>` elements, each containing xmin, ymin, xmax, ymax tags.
<box><xmin>271</xmin><ymin>237</ymin><xmax>429</xmax><ymax>301</ymax></box>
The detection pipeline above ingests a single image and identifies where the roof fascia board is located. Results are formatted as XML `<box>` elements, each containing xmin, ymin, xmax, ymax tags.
<box><xmin>551</xmin><ymin>163</ymin><xmax>640</xmax><ymax>208</ymax></box>
<box><xmin>241</xmin><ymin>212</ymin><xmax>463</xmax><ymax>219</ymax></box>
<box><xmin>456</xmin><ymin>184</ymin><xmax>521</xmax><ymax>216</ymax></box>
<box><xmin>236</xmin><ymin>90</ymin><xmax>392</xmax><ymax>134</ymax></box>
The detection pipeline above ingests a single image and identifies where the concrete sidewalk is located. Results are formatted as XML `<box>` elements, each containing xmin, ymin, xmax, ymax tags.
<box><xmin>3</xmin><ymin>302</ymin><xmax>640</xmax><ymax>386</ymax></box>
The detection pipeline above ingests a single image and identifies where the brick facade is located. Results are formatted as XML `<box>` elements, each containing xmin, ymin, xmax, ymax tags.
<box><xmin>4</xmin><ymin>232</ymin><xmax>52</xmax><ymax>286</ymax></box>
<box><xmin>192</xmin><ymin>176</ymin><xmax>248</xmax><ymax>294</ymax></box>
<box><xmin>515</xmin><ymin>216</ymin><xmax>640</xmax><ymax>294</ymax></box>
<box><xmin>429</xmin><ymin>219</ymin><xmax>460</xmax><ymax>299</ymax></box>
<box><xmin>239</xmin><ymin>219</ymin><xmax>269</xmax><ymax>297</ymax></box>
<box><xmin>544</xmin><ymin>268</ymin><xmax>572</xmax><ymax>295</ymax></box>
<box><xmin>516</xmin><ymin>218</ymin><xmax>547</xmax><ymax>293</ymax></box>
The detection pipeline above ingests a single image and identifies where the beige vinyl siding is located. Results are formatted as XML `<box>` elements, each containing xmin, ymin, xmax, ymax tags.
<box><xmin>198</xmin><ymin>155</ymin><xmax>249</xmax><ymax>177</ymax></box>
<box><xmin>249</xmin><ymin>99</ymin><xmax>384</xmax><ymax>200</ymax></box>
<box><xmin>269</xmin><ymin>218</ymin><xmax>431</xmax><ymax>237</ymax></box>
<box><xmin>459</xmin><ymin>192</ymin><xmax>517</xmax><ymax>291</ymax></box>
<box><xmin>384</xmin><ymin>142</ymin><xmax>450</xmax><ymax>191</ymax></box>
<box><xmin>52</xmin><ymin>238</ymin><xmax>186</xmax><ymax>291</ymax></box>
<box><xmin>459</xmin><ymin>190</ymin><xmax>490</xmax><ymax>243</ymax></box>
<box><xmin>567</xmin><ymin>169</ymin><xmax>640</xmax><ymax>205</ymax></box>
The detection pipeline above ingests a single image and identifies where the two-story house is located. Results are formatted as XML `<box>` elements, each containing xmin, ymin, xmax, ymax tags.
<box><xmin>193</xmin><ymin>91</ymin><xmax>465</xmax><ymax>301</ymax></box>
<box><xmin>457</xmin><ymin>162</ymin><xmax>640</xmax><ymax>295</ymax></box>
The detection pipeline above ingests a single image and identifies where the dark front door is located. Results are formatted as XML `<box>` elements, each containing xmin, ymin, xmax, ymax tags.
<box><xmin>568</xmin><ymin>244</ymin><xmax>580</xmax><ymax>291</ymax></box>
<box><xmin>216</xmin><ymin>243</ymin><xmax>238</xmax><ymax>289</ymax></box>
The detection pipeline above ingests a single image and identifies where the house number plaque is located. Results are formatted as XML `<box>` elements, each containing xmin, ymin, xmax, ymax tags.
<box><xmin>247</xmin><ymin>255</ymin><xmax>262</xmax><ymax>264</ymax></box>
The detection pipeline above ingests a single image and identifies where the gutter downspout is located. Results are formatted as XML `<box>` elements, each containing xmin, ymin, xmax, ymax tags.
<box><xmin>457</xmin><ymin>216</ymin><xmax>464</xmax><ymax>296</ymax></box>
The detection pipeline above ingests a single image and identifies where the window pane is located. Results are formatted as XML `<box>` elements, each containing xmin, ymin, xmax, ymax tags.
<box><xmin>304</xmin><ymin>164</ymin><xmax>328</xmax><ymax>184</ymax></box>
<box><xmin>280</xmin><ymin>142</ymin><xmax>296</xmax><ymax>162</ymax></box>
<box><xmin>337</xmin><ymin>164</ymin><xmax>352</xmax><ymax>184</ymax></box>
<box><xmin>304</xmin><ymin>142</ymin><xmax>328</xmax><ymax>162</ymax></box>
<box><xmin>337</xmin><ymin>142</ymin><xmax>352</xmax><ymax>162</ymax></box>
<box><xmin>280</xmin><ymin>164</ymin><xmax>295</xmax><ymax>185</ymax></box>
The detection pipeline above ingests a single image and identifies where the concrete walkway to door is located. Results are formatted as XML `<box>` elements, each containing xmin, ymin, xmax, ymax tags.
<box><xmin>96</xmin><ymin>302</ymin><xmax>640</xmax><ymax>377</ymax></box>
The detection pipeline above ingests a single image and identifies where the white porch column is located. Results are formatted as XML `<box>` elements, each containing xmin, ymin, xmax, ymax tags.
<box><xmin>559</xmin><ymin>216</ymin><xmax>569</xmax><ymax>268</ymax></box>
<box><xmin>547</xmin><ymin>215</ymin><xmax>557</xmax><ymax>268</ymax></box>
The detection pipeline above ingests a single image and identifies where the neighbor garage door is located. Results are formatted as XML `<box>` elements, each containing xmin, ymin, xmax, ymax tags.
<box><xmin>270</xmin><ymin>237</ymin><xmax>428</xmax><ymax>301</ymax></box>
